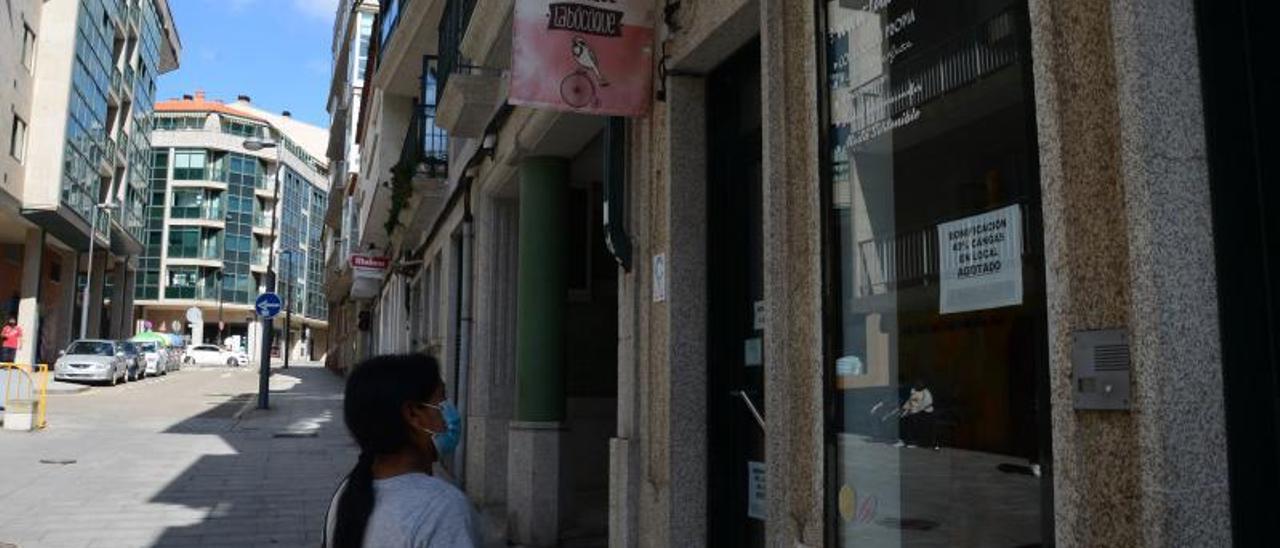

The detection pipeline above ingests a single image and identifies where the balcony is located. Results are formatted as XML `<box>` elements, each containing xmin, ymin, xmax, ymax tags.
<box><xmin>106</xmin><ymin>0</ymin><xmax>124</xmax><ymax>31</ymax></box>
<box><xmin>435</xmin><ymin>0</ymin><xmax>504</xmax><ymax>138</ymax></box>
<box><xmin>379</xmin><ymin>0</ymin><xmax>409</xmax><ymax>61</ymax></box>
<box><xmin>109</xmin><ymin>68</ymin><xmax>123</xmax><ymax>105</ymax></box>
<box><xmin>460</xmin><ymin>0</ymin><xmax>511</xmax><ymax>68</ymax></box>
<box><xmin>127</xmin><ymin>1</ymin><xmax>141</xmax><ymax>33</ymax></box>
<box><xmin>123</xmin><ymin>66</ymin><xmax>135</xmax><ymax>100</ymax></box>
<box><xmin>92</xmin><ymin>143</ymin><xmax>112</xmax><ymax>177</ymax></box>
<box><xmin>102</xmin><ymin>138</ymin><xmax>117</xmax><ymax>168</ymax></box>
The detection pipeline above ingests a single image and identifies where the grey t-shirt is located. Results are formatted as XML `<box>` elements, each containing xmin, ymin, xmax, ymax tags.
<box><xmin>360</xmin><ymin>473</ymin><xmax>478</xmax><ymax>548</ymax></box>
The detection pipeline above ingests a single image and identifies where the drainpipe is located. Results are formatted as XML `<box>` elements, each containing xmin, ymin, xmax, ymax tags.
<box><xmin>453</xmin><ymin>185</ymin><xmax>474</xmax><ymax>487</ymax></box>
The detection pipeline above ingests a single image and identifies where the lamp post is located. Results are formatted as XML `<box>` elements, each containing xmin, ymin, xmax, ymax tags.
<box><xmin>80</xmin><ymin>202</ymin><xmax>119</xmax><ymax>340</ymax></box>
<box><xmin>280</xmin><ymin>249</ymin><xmax>294</xmax><ymax>370</ymax></box>
<box><xmin>244</xmin><ymin>137</ymin><xmax>281</xmax><ymax>410</ymax></box>
<box><xmin>216</xmin><ymin>269</ymin><xmax>225</xmax><ymax>347</ymax></box>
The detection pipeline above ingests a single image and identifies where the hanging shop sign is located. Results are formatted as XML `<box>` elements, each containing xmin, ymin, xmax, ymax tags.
<box><xmin>936</xmin><ymin>205</ymin><xmax>1023</xmax><ymax>314</ymax></box>
<box><xmin>511</xmin><ymin>0</ymin><xmax>655</xmax><ymax>117</ymax></box>
<box><xmin>350</xmin><ymin>255</ymin><xmax>390</xmax><ymax>300</ymax></box>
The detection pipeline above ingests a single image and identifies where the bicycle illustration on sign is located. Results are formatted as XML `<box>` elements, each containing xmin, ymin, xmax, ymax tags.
<box><xmin>560</xmin><ymin>36</ymin><xmax>611</xmax><ymax>108</ymax></box>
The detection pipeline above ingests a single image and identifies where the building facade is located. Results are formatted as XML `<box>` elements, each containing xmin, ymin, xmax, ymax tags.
<box><xmin>136</xmin><ymin>92</ymin><xmax>330</xmax><ymax>360</ymax></box>
<box><xmin>1</xmin><ymin>0</ymin><xmax>180</xmax><ymax>365</ymax></box>
<box><xmin>322</xmin><ymin>0</ymin><xmax>380</xmax><ymax>375</ymax></box>
<box><xmin>328</xmin><ymin>0</ymin><xmax>1276</xmax><ymax>546</ymax></box>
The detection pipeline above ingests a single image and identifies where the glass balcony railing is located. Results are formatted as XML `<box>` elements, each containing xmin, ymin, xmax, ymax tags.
<box><xmin>128</xmin><ymin>1</ymin><xmax>141</xmax><ymax>28</ymax></box>
<box><xmin>171</xmin><ymin>206</ymin><xmax>224</xmax><ymax>222</ymax></box>
<box><xmin>111</xmin><ymin>68</ymin><xmax>123</xmax><ymax>98</ymax></box>
<box><xmin>102</xmin><ymin>138</ymin><xmax>116</xmax><ymax>164</ymax></box>
<box><xmin>123</xmin><ymin>66</ymin><xmax>135</xmax><ymax>97</ymax></box>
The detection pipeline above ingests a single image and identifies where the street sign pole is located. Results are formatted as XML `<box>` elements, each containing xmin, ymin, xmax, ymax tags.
<box><xmin>255</xmin><ymin>288</ymin><xmax>281</xmax><ymax>410</ymax></box>
<box><xmin>258</xmin><ymin>158</ymin><xmax>283</xmax><ymax>410</ymax></box>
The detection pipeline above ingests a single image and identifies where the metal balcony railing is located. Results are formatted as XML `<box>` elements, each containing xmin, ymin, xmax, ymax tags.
<box><xmin>378</xmin><ymin>0</ymin><xmax>409</xmax><ymax>62</ymax></box>
<box><xmin>435</xmin><ymin>0</ymin><xmax>476</xmax><ymax>105</ymax></box>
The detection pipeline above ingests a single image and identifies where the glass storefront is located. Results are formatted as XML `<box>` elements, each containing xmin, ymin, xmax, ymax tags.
<box><xmin>823</xmin><ymin>1</ymin><xmax>1048</xmax><ymax>545</ymax></box>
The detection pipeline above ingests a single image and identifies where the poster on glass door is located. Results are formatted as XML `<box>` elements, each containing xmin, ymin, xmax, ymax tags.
<box><xmin>936</xmin><ymin>205</ymin><xmax>1023</xmax><ymax>314</ymax></box>
<box><xmin>510</xmin><ymin>0</ymin><xmax>655</xmax><ymax>117</ymax></box>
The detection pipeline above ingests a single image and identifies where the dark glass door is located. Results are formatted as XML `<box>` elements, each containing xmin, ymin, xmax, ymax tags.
<box><xmin>707</xmin><ymin>40</ymin><xmax>765</xmax><ymax>548</ymax></box>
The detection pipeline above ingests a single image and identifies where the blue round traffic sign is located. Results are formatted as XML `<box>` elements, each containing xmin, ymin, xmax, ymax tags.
<box><xmin>255</xmin><ymin>292</ymin><xmax>283</xmax><ymax>318</ymax></box>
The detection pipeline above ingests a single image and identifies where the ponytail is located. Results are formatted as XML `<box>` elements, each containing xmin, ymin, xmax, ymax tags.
<box><xmin>332</xmin><ymin>452</ymin><xmax>376</xmax><ymax>548</ymax></box>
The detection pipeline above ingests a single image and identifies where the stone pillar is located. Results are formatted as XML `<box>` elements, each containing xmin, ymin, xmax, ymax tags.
<box><xmin>1030</xmin><ymin>0</ymin><xmax>1230</xmax><ymax>545</ymax></box>
<box><xmin>108</xmin><ymin>259</ymin><xmax>128</xmax><ymax>339</ymax></box>
<box><xmin>508</xmin><ymin>157</ymin><xmax>569</xmax><ymax>547</ymax></box>
<box><xmin>760</xmin><ymin>0</ymin><xmax>825</xmax><ymax>546</ymax></box>
<box><xmin>85</xmin><ymin>252</ymin><xmax>107</xmax><ymax>339</ymax></box>
<box><xmin>58</xmin><ymin>248</ymin><xmax>78</xmax><ymax>352</ymax></box>
<box><xmin>466</xmin><ymin>197</ymin><xmax>519</xmax><ymax>506</ymax></box>
<box><xmin>15</xmin><ymin>228</ymin><xmax>44</xmax><ymax>366</ymax></box>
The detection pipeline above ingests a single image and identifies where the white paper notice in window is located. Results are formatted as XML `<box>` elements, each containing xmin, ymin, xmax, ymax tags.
<box><xmin>937</xmin><ymin>204</ymin><xmax>1023</xmax><ymax>314</ymax></box>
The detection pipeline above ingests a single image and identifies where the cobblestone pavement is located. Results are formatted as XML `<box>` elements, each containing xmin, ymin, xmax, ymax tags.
<box><xmin>0</xmin><ymin>363</ymin><xmax>355</xmax><ymax>548</ymax></box>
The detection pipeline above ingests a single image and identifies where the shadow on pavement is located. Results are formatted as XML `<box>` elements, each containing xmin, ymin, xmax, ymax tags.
<box><xmin>146</xmin><ymin>365</ymin><xmax>355</xmax><ymax>547</ymax></box>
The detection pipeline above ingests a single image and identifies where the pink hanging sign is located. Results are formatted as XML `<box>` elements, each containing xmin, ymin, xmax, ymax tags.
<box><xmin>510</xmin><ymin>0</ymin><xmax>655</xmax><ymax>117</ymax></box>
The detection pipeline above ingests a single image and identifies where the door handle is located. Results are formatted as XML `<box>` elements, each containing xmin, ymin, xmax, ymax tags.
<box><xmin>730</xmin><ymin>390</ymin><xmax>765</xmax><ymax>431</ymax></box>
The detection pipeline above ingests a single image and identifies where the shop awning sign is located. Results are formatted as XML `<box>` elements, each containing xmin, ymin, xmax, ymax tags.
<box><xmin>937</xmin><ymin>205</ymin><xmax>1023</xmax><ymax>314</ymax></box>
<box><xmin>511</xmin><ymin>0</ymin><xmax>655</xmax><ymax>117</ymax></box>
<box><xmin>350</xmin><ymin>255</ymin><xmax>389</xmax><ymax>300</ymax></box>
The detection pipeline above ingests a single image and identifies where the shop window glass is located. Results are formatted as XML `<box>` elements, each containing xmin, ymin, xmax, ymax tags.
<box><xmin>824</xmin><ymin>1</ymin><xmax>1049</xmax><ymax>546</ymax></box>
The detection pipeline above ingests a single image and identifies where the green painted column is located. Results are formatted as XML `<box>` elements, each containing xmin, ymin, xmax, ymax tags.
<box><xmin>515</xmin><ymin>157</ymin><xmax>569</xmax><ymax>422</ymax></box>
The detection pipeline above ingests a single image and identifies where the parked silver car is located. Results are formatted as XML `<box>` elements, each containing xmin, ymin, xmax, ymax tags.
<box><xmin>136</xmin><ymin>341</ymin><xmax>171</xmax><ymax>376</ymax></box>
<box><xmin>53</xmin><ymin>340</ymin><xmax>129</xmax><ymax>386</ymax></box>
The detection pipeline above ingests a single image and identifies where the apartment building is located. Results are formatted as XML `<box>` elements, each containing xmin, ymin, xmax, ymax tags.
<box><xmin>134</xmin><ymin>92</ymin><xmax>330</xmax><ymax>361</ymax></box>
<box><xmin>1</xmin><ymin>0</ymin><xmax>180</xmax><ymax>365</ymax></box>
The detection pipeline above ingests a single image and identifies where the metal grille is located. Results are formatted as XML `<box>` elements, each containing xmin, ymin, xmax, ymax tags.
<box><xmin>1094</xmin><ymin>344</ymin><xmax>1131</xmax><ymax>372</ymax></box>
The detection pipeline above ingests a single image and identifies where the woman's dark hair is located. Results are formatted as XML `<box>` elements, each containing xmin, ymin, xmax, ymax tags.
<box><xmin>331</xmin><ymin>354</ymin><xmax>442</xmax><ymax>548</ymax></box>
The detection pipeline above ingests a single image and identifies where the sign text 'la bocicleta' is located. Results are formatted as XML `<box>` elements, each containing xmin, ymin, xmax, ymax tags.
<box><xmin>511</xmin><ymin>0</ymin><xmax>655</xmax><ymax>117</ymax></box>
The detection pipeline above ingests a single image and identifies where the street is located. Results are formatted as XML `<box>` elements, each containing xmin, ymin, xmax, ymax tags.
<box><xmin>0</xmin><ymin>363</ymin><xmax>355</xmax><ymax>548</ymax></box>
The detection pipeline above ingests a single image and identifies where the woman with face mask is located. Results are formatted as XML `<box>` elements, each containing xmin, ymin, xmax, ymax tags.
<box><xmin>324</xmin><ymin>354</ymin><xmax>477</xmax><ymax>548</ymax></box>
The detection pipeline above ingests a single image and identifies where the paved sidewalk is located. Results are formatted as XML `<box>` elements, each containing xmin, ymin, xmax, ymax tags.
<box><xmin>0</xmin><ymin>362</ymin><xmax>356</xmax><ymax>548</ymax></box>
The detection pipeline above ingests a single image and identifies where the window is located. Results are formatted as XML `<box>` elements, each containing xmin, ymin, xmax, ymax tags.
<box><xmin>21</xmin><ymin>24</ymin><xmax>36</xmax><ymax>71</ymax></box>
<box><xmin>166</xmin><ymin>267</ymin><xmax>201</xmax><ymax>299</ymax></box>
<box><xmin>356</xmin><ymin>12</ymin><xmax>374</xmax><ymax>81</ymax></box>
<box><xmin>10</xmin><ymin>116</ymin><xmax>27</xmax><ymax>163</ymax></box>
<box><xmin>824</xmin><ymin>2</ymin><xmax>1048</xmax><ymax>546</ymax></box>
<box><xmin>50</xmin><ymin>261</ymin><xmax>62</xmax><ymax>283</ymax></box>
<box><xmin>221</xmin><ymin>119</ymin><xmax>263</xmax><ymax>139</ymax></box>
<box><xmin>153</xmin><ymin>116</ymin><xmax>206</xmax><ymax>131</ymax></box>
<box><xmin>172</xmin><ymin>150</ymin><xmax>207</xmax><ymax>180</ymax></box>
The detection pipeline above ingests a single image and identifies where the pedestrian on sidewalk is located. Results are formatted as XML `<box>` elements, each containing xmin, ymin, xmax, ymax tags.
<box><xmin>324</xmin><ymin>353</ymin><xmax>476</xmax><ymax>548</ymax></box>
<box><xmin>1</xmin><ymin>316</ymin><xmax>21</xmax><ymax>364</ymax></box>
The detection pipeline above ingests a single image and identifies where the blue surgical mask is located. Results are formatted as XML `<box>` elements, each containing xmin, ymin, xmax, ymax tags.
<box><xmin>429</xmin><ymin>400</ymin><xmax>462</xmax><ymax>456</ymax></box>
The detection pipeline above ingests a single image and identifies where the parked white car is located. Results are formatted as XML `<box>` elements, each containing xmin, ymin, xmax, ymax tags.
<box><xmin>183</xmin><ymin>345</ymin><xmax>247</xmax><ymax>367</ymax></box>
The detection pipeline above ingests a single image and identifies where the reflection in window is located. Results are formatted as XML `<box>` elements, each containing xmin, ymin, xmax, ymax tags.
<box><xmin>825</xmin><ymin>1</ymin><xmax>1046</xmax><ymax>546</ymax></box>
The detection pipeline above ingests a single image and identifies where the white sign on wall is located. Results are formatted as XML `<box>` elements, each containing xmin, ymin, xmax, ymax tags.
<box><xmin>652</xmin><ymin>254</ymin><xmax>666</xmax><ymax>303</ymax></box>
<box><xmin>936</xmin><ymin>205</ymin><xmax>1023</xmax><ymax>314</ymax></box>
<box><xmin>747</xmin><ymin>460</ymin><xmax>767</xmax><ymax>521</ymax></box>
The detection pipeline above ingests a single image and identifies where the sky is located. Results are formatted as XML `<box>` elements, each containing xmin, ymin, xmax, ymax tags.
<box><xmin>156</xmin><ymin>0</ymin><xmax>341</xmax><ymax>128</ymax></box>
